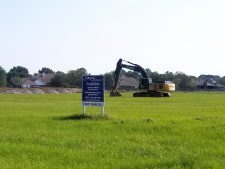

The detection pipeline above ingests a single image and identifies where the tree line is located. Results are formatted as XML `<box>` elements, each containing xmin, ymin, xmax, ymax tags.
<box><xmin>0</xmin><ymin>66</ymin><xmax>225</xmax><ymax>90</ymax></box>
<box><xmin>0</xmin><ymin>66</ymin><xmax>88</xmax><ymax>88</ymax></box>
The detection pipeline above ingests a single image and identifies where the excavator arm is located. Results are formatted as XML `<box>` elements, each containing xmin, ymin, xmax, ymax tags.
<box><xmin>110</xmin><ymin>59</ymin><xmax>150</xmax><ymax>96</ymax></box>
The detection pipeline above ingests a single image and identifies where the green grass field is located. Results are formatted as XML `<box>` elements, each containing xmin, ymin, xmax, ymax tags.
<box><xmin>0</xmin><ymin>92</ymin><xmax>225</xmax><ymax>169</ymax></box>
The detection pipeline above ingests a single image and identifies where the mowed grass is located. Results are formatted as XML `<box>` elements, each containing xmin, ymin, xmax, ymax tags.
<box><xmin>0</xmin><ymin>92</ymin><xmax>225</xmax><ymax>169</ymax></box>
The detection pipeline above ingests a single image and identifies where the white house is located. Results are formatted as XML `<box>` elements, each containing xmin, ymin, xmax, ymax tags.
<box><xmin>21</xmin><ymin>79</ymin><xmax>38</xmax><ymax>88</ymax></box>
<box><xmin>20</xmin><ymin>73</ymin><xmax>55</xmax><ymax>88</ymax></box>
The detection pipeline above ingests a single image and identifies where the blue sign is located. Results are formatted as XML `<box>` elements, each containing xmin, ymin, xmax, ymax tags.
<box><xmin>82</xmin><ymin>75</ymin><xmax>104</xmax><ymax>106</ymax></box>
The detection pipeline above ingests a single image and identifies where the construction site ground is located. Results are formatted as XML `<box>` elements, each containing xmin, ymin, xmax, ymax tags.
<box><xmin>0</xmin><ymin>87</ymin><xmax>81</xmax><ymax>94</ymax></box>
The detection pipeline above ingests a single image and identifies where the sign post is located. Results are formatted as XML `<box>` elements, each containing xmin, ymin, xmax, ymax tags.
<box><xmin>82</xmin><ymin>75</ymin><xmax>104</xmax><ymax>115</ymax></box>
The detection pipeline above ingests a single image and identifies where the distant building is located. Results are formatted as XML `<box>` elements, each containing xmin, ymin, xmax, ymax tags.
<box><xmin>21</xmin><ymin>79</ymin><xmax>38</xmax><ymax>88</ymax></box>
<box><xmin>196</xmin><ymin>75</ymin><xmax>225</xmax><ymax>89</ymax></box>
<box><xmin>117</xmin><ymin>74</ymin><xmax>139</xmax><ymax>90</ymax></box>
<box><xmin>20</xmin><ymin>73</ymin><xmax>55</xmax><ymax>88</ymax></box>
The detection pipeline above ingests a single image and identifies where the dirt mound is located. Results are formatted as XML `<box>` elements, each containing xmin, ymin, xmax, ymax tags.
<box><xmin>57</xmin><ymin>89</ymin><xmax>72</xmax><ymax>94</ymax></box>
<box><xmin>1</xmin><ymin>90</ymin><xmax>22</xmax><ymax>94</ymax></box>
<box><xmin>31</xmin><ymin>89</ymin><xmax>45</xmax><ymax>94</ymax></box>
<box><xmin>0</xmin><ymin>87</ymin><xmax>81</xmax><ymax>94</ymax></box>
<box><xmin>21</xmin><ymin>89</ymin><xmax>33</xmax><ymax>94</ymax></box>
<box><xmin>45</xmin><ymin>89</ymin><xmax>60</xmax><ymax>94</ymax></box>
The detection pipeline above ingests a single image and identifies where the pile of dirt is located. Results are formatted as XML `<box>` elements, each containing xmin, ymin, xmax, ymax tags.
<box><xmin>31</xmin><ymin>89</ymin><xmax>45</xmax><ymax>94</ymax></box>
<box><xmin>20</xmin><ymin>89</ymin><xmax>33</xmax><ymax>94</ymax></box>
<box><xmin>1</xmin><ymin>90</ymin><xmax>22</xmax><ymax>94</ymax></box>
<box><xmin>57</xmin><ymin>89</ymin><xmax>72</xmax><ymax>94</ymax></box>
<box><xmin>69</xmin><ymin>88</ymin><xmax>81</xmax><ymax>93</ymax></box>
<box><xmin>45</xmin><ymin>89</ymin><xmax>60</xmax><ymax>94</ymax></box>
<box><xmin>0</xmin><ymin>87</ymin><xmax>81</xmax><ymax>94</ymax></box>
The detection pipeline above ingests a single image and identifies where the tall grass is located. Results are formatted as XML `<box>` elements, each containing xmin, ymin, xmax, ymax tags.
<box><xmin>0</xmin><ymin>92</ymin><xmax>225</xmax><ymax>168</ymax></box>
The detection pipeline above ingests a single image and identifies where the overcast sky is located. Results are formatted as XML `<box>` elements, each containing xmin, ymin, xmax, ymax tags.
<box><xmin>1</xmin><ymin>0</ymin><xmax>225</xmax><ymax>76</ymax></box>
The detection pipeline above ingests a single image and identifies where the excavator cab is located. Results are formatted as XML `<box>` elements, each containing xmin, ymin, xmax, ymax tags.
<box><xmin>139</xmin><ymin>78</ymin><xmax>150</xmax><ymax>89</ymax></box>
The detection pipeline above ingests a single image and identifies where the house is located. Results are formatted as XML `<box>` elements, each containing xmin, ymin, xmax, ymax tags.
<box><xmin>20</xmin><ymin>73</ymin><xmax>55</xmax><ymax>88</ymax></box>
<box><xmin>21</xmin><ymin>79</ymin><xmax>38</xmax><ymax>88</ymax></box>
<box><xmin>117</xmin><ymin>74</ymin><xmax>139</xmax><ymax>90</ymax></box>
<box><xmin>196</xmin><ymin>75</ymin><xmax>225</xmax><ymax>89</ymax></box>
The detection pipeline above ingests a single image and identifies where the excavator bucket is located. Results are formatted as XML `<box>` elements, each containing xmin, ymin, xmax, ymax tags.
<box><xmin>110</xmin><ymin>90</ymin><xmax>122</xmax><ymax>97</ymax></box>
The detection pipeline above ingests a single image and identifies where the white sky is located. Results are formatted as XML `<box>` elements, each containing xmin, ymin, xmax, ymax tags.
<box><xmin>0</xmin><ymin>0</ymin><xmax>225</xmax><ymax>76</ymax></box>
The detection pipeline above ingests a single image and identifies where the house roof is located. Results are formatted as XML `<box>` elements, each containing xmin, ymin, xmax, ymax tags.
<box><xmin>32</xmin><ymin>73</ymin><xmax>55</xmax><ymax>85</ymax></box>
<box><xmin>42</xmin><ymin>74</ymin><xmax>55</xmax><ymax>84</ymax></box>
<box><xmin>118</xmin><ymin>74</ymin><xmax>139</xmax><ymax>87</ymax></box>
<box><xmin>216</xmin><ymin>83</ymin><xmax>225</xmax><ymax>88</ymax></box>
<box><xmin>21</xmin><ymin>73</ymin><xmax>55</xmax><ymax>86</ymax></box>
<box><xmin>21</xmin><ymin>79</ymin><xmax>37</xmax><ymax>85</ymax></box>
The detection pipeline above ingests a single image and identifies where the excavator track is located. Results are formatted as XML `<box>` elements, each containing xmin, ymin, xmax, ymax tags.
<box><xmin>133</xmin><ymin>91</ymin><xmax>171</xmax><ymax>97</ymax></box>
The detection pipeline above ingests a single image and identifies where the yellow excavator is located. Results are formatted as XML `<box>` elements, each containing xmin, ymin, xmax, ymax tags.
<box><xmin>110</xmin><ymin>59</ymin><xmax>175</xmax><ymax>97</ymax></box>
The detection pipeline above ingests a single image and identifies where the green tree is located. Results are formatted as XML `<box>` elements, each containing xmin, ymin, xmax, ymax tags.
<box><xmin>38</xmin><ymin>67</ymin><xmax>54</xmax><ymax>74</ymax></box>
<box><xmin>104</xmin><ymin>71</ymin><xmax>114</xmax><ymax>89</ymax></box>
<box><xmin>174</xmin><ymin>72</ymin><xmax>196</xmax><ymax>90</ymax></box>
<box><xmin>0</xmin><ymin>66</ymin><xmax>7</xmax><ymax>86</ymax></box>
<box><xmin>67</xmin><ymin>68</ymin><xmax>88</xmax><ymax>87</ymax></box>
<box><xmin>145</xmin><ymin>69</ymin><xmax>175</xmax><ymax>82</ymax></box>
<box><xmin>7</xmin><ymin>66</ymin><xmax>29</xmax><ymax>87</ymax></box>
<box><xmin>10</xmin><ymin>76</ymin><xmax>22</xmax><ymax>87</ymax></box>
<box><xmin>150</xmin><ymin>71</ymin><xmax>165</xmax><ymax>82</ymax></box>
<box><xmin>8</xmin><ymin>66</ymin><xmax>29</xmax><ymax>78</ymax></box>
<box><xmin>164</xmin><ymin>71</ymin><xmax>175</xmax><ymax>81</ymax></box>
<box><xmin>49</xmin><ymin>71</ymin><xmax>67</xmax><ymax>87</ymax></box>
<box><xmin>145</xmin><ymin>68</ymin><xmax>151</xmax><ymax>78</ymax></box>
<box><xmin>219</xmin><ymin>76</ymin><xmax>225</xmax><ymax>86</ymax></box>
